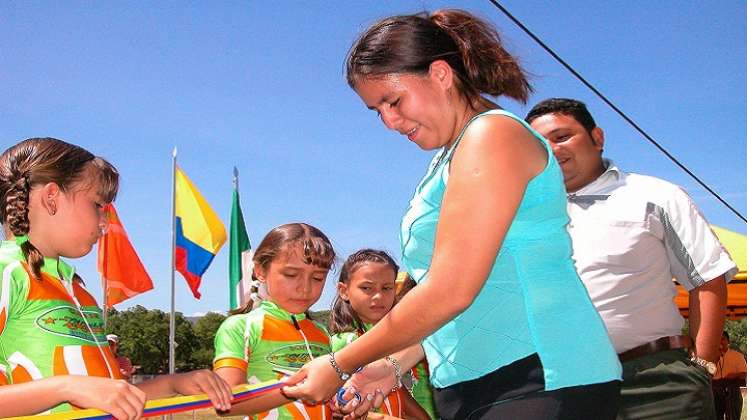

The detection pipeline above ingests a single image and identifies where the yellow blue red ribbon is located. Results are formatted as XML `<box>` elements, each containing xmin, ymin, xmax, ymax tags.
<box><xmin>7</xmin><ymin>380</ymin><xmax>283</xmax><ymax>419</ymax></box>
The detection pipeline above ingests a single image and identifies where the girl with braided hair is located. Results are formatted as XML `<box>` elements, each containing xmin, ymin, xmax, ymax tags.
<box><xmin>0</xmin><ymin>137</ymin><xmax>232</xmax><ymax>418</ymax></box>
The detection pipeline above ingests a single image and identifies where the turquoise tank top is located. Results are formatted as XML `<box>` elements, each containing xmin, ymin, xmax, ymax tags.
<box><xmin>400</xmin><ymin>109</ymin><xmax>621</xmax><ymax>390</ymax></box>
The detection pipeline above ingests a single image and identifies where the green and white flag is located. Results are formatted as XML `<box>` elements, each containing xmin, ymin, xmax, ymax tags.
<box><xmin>229</xmin><ymin>168</ymin><xmax>252</xmax><ymax>310</ymax></box>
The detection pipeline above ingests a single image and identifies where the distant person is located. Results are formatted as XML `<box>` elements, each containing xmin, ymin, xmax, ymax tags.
<box><xmin>283</xmin><ymin>9</ymin><xmax>621</xmax><ymax>420</ymax></box>
<box><xmin>107</xmin><ymin>334</ymin><xmax>136</xmax><ymax>381</ymax></box>
<box><xmin>526</xmin><ymin>98</ymin><xmax>737</xmax><ymax>419</ymax></box>
<box><xmin>713</xmin><ymin>331</ymin><xmax>747</xmax><ymax>420</ymax></box>
<box><xmin>328</xmin><ymin>249</ymin><xmax>430</xmax><ymax>419</ymax></box>
<box><xmin>0</xmin><ymin>138</ymin><xmax>232</xmax><ymax>417</ymax></box>
<box><xmin>213</xmin><ymin>223</ymin><xmax>335</xmax><ymax>419</ymax></box>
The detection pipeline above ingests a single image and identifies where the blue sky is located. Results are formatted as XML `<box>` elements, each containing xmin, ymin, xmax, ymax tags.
<box><xmin>2</xmin><ymin>1</ymin><xmax>745</xmax><ymax>316</ymax></box>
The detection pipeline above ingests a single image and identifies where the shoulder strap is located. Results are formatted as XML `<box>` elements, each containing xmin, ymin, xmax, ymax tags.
<box><xmin>443</xmin><ymin>109</ymin><xmax>551</xmax><ymax>164</ymax></box>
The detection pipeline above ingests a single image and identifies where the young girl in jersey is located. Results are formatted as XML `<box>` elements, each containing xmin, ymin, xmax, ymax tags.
<box><xmin>329</xmin><ymin>249</ymin><xmax>430</xmax><ymax>420</ymax></box>
<box><xmin>0</xmin><ymin>138</ymin><xmax>232</xmax><ymax>418</ymax></box>
<box><xmin>213</xmin><ymin>222</ymin><xmax>335</xmax><ymax>419</ymax></box>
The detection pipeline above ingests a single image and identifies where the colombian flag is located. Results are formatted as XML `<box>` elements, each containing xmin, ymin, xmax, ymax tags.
<box><xmin>175</xmin><ymin>167</ymin><xmax>227</xmax><ymax>299</ymax></box>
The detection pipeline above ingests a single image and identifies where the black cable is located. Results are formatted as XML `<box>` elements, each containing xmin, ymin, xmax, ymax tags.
<box><xmin>487</xmin><ymin>0</ymin><xmax>747</xmax><ymax>225</ymax></box>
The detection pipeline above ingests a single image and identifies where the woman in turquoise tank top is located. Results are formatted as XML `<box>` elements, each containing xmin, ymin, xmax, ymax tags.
<box><xmin>284</xmin><ymin>9</ymin><xmax>621</xmax><ymax>419</ymax></box>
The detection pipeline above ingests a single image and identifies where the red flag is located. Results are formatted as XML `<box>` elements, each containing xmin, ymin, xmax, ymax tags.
<box><xmin>97</xmin><ymin>204</ymin><xmax>154</xmax><ymax>307</ymax></box>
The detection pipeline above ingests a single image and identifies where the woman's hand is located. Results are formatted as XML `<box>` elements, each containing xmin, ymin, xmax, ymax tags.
<box><xmin>334</xmin><ymin>359</ymin><xmax>396</xmax><ymax>419</ymax></box>
<box><xmin>348</xmin><ymin>359</ymin><xmax>397</xmax><ymax>397</ymax></box>
<box><xmin>167</xmin><ymin>369</ymin><xmax>233</xmax><ymax>411</ymax></box>
<box><xmin>281</xmin><ymin>355</ymin><xmax>343</xmax><ymax>404</ymax></box>
<box><xmin>64</xmin><ymin>376</ymin><xmax>147</xmax><ymax>420</ymax></box>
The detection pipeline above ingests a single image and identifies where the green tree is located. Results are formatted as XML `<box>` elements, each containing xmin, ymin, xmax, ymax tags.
<box><xmin>311</xmin><ymin>309</ymin><xmax>330</xmax><ymax>328</ymax></box>
<box><xmin>106</xmin><ymin>306</ymin><xmax>198</xmax><ymax>374</ymax></box>
<box><xmin>724</xmin><ymin>319</ymin><xmax>747</xmax><ymax>354</ymax></box>
<box><xmin>192</xmin><ymin>312</ymin><xmax>227</xmax><ymax>369</ymax></box>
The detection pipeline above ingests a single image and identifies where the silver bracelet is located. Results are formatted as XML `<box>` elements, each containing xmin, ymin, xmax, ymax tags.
<box><xmin>329</xmin><ymin>351</ymin><xmax>353</xmax><ymax>381</ymax></box>
<box><xmin>385</xmin><ymin>355</ymin><xmax>402</xmax><ymax>394</ymax></box>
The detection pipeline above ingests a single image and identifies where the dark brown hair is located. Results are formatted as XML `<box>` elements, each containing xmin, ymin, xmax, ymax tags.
<box><xmin>0</xmin><ymin>138</ymin><xmax>119</xmax><ymax>279</ymax></box>
<box><xmin>345</xmin><ymin>9</ymin><xmax>532</xmax><ymax>108</ymax></box>
<box><xmin>328</xmin><ymin>249</ymin><xmax>399</xmax><ymax>335</ymax></box>
<box><xmin>525</xmin><ymin>98</ymin><xmax>598</xmax><ymax>134</ymax></box>
<box><xmin>231</xmin><ymin>222</ymin><xmax>336</xmax><ymax>315</ymax></box>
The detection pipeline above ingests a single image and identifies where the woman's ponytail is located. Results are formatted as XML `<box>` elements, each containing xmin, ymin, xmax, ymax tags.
<box><xmin>346</xmin><ymin>9</ymin><xmax>532</xmax><ymax>105</ymax></box>
<box><xmin>430</xmin><ymin>9</ymin><xmax>532</xmax><ymax>103</ymax></box>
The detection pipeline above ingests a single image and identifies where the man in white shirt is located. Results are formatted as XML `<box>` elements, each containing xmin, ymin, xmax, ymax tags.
<box><xmin>526</xmin><ymin>98</ymin><xmax>736</xmax><ymax>419</ymax></box>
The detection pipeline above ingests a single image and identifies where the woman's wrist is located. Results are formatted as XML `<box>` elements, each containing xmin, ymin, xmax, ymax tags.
<box><xmin>385</xmin><ymin>355</ymin><xmax>402</xmax><ymax>393</ymax></box>
<box><xmin>329</xmin><ymin>351</ymin><xmax>360</xmax><ymax>381</ymax></box>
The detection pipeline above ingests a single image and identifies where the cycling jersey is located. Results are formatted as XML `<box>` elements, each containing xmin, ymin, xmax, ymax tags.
<box><xmin>0</xmin><ymin>240</ymin><xmax>121</xmax><ymax>414</ymax></box>
<box><xmin>214</xmin><ymin>300</ymin><xmax>331</xmax><ymax>419</ymax></box>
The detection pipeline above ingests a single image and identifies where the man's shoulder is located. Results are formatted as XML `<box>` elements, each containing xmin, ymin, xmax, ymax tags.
<box><xmin>619</xmin><ymin>171</ymin><xmax>681</xmax><ymax>192</ymax></box>
<box><xmin>608</xmin><ymin>171</ymin><xmax>687</xmax><ymax>203</ymax></box>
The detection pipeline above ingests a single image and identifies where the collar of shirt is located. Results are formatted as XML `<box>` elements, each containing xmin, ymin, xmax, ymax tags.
<box><xmin>258</xmin><ymin>299</ymin><xmax>308</xmax><ymax>321</ymax></box>
<box><xmin>571</xmin><ymin>159</ymin><xmax>623</xmax><ymax>196</ymax></box>
<box><xmin>0</xmin><ymin>240</ymin><xmax>76</xmax><ymax>284</ymax></box>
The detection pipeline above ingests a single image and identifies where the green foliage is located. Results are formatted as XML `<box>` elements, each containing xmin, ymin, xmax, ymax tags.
<box><xmin>192</xmin><ymin>312</ymin><xmax>227</xmax><ymax>369</ymax></box>
<box><xmin>724</xmin><ymin>319</ymin><xmax>747</xmax><ymax>353</ymax></box>
<box><xmin>311</xmin><ymin>309</ymin><xmax>330</xmax><ymax>328</ymax></box>
<box><xmin>105</xmin><ymin>308</ymin><xmax>331</xmax><ymax>374</ymax></box>
<box><xmin>106</xmin><ymin>306</ymin><xmax>221</xmax><ymax>374</ymax></box>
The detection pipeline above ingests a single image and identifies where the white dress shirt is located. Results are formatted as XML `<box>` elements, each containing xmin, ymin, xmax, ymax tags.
<box><xmin>566</xmin><ymin>160</ymin><xmax>737</xmax><ymax>353</ymax></box>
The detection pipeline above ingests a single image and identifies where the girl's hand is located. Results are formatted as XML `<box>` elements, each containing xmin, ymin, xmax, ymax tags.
<box><xmin>337</xmin><ymin>387</ymin><xmax>384</xmax><ymax>420</ymax></box>
<box><xmin>64</xmin><ymin>376</ymin><xmax>146</xmax><ymax>420</ymax></box>
<box><xmin>168</xmin><ymin>369</ymin><xmax>233</xmax><ymax>411</ymax></box>
<box><xmin>282</xmin><ymin>355</ymin><xmax>344</xmax><ymax>404</ymax></box>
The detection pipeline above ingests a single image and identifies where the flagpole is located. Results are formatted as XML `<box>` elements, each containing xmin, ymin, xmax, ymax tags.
<box><xmin>101</xmin><ymin>229</ymin><xmax>108</xmax><ymax>329</ymax></box>
<box><xmin>232</xmin><ymin>166</ymin><xmax>245</xmax><ymax>310</ymax></box>
<box><xmin>169</xmin><ymin>147</ymin><xmax>177</xmax><ymax>375</ymax></box>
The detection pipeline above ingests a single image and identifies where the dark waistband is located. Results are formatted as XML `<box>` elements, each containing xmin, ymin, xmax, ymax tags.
<box><xmin>618</xmin><ymin>335</ymin><xmax>692</xmax><ymax>363</ymax></box>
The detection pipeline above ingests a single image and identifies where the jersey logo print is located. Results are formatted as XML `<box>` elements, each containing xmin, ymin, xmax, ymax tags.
<box><xmin>35</xmin><ymin>305</ymin><xmax>105</xmax><ymax>343</ymax></box>
<box><xmin>264</xmin><ymin>343</ymin><xmax>328</xmax><ymax>371</ymax></box>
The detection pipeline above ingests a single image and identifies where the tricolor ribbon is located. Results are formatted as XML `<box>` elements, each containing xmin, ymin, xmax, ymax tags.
<box><xmin>7</xmin><ymin>380</ymin><xmax>283</xmax><ymax>419</ymax></box>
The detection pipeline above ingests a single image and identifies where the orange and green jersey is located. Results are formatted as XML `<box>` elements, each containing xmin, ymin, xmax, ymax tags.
<box><xmin>213</xmin><ymin>300</ymin><xmax>332</xmax><ymax>419</ymax></box>
<box><xmin>0</xmin><ymin>240</ymin><xmax>121</xmax><ymax>414</ymax></box>
<box><xmin>331</xmin><ymin>324</ymin><xmax>406</xmax><ymax>419</ymax></box>
<box><xmin>410</xmin><ymin>359</ymin><xmax>438</xmax><ymax>419</ymax></box>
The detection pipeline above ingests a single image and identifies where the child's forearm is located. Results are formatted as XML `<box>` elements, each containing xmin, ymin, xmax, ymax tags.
<box><xmin>401</xmin><ymin>388</ymin><xmax>431</xmax><ymax>420</ymax></box>
<box><xmin>0</xmin><ymin>376</ymin><xmax>70</xmax><ymax>416</ymax></box>
<box><xmin>391</xmin><ymin>344</ymin><xmax>425</xmax><ymax>372</ymax></box>
<box><xmin>136</xmin><ymin>374</ymin><xmax>178</xmax><ymax>398</ymax></box>
<box><xmin>217</xmin><ymin>389</ymin><xmax>291</xmax><ymax>416</ymax></box>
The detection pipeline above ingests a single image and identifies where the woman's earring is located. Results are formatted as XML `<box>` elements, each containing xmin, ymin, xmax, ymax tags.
<box><xmin>48</xmin><ymin>201</ymin><xmax>56</xmax><ymax>216</ymax></box>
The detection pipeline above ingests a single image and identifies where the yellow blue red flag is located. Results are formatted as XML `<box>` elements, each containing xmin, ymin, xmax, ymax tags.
<box><xmin>174</xmin><ymin>166</ymin><xmax>226</xmax><ymax>298</ymax></box>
